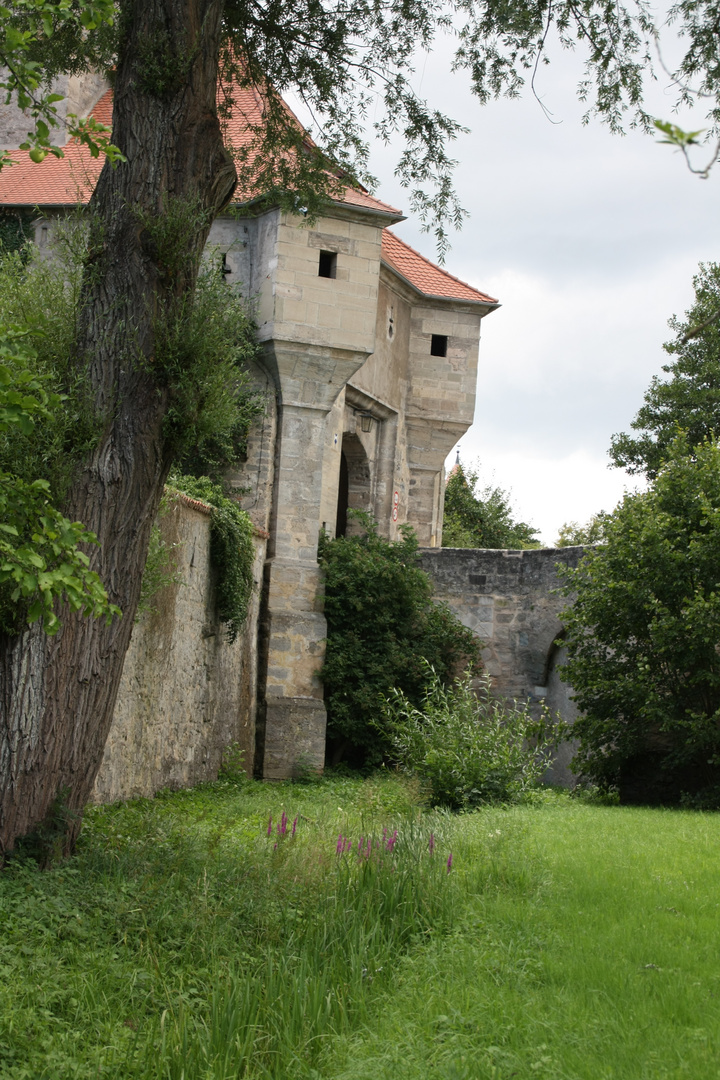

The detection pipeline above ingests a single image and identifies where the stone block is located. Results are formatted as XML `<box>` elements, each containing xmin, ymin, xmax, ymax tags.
<box><xmin>262</xmin><ymin>697</ymin><xmax>328</xmax><ymax>779</ymax></box>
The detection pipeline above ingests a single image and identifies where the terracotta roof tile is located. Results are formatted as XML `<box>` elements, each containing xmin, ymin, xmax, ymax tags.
<box><xmin>381</xmin><ymin>229</ymin><xmax>498</xmax><ymax>305</ymax></box>
<box><xmin>0</xmin><ymin>87</ymin><xmax>111</xmax><ymax>205</ymax></box>
<box><xmin>0</xmin><ymin>84</ymin><xmax>402</xmax><ymax>217</ymax></box>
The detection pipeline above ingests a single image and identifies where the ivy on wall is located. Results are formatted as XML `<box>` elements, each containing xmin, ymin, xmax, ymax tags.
<box><xmin>169</xmin><ymin>475</ymin><xmax>255</xmax><ymax>642</ymax></box>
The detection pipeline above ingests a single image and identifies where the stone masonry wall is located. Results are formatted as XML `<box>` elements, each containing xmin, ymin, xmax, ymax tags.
<box><xmin>93</xmin><ymin>494</ymin><xmax>264</xmax><ymax>803</ymax></box>
<box><xmin>419</xmin><ymin>546</ymin><xmax>586</xmax><ymax>785</ymax></box>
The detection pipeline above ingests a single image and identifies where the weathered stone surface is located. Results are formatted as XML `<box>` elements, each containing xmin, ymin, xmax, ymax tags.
<box><xmin>420</xmin><ymin>546</ymin><xmax>586</xmax><ymax>786</ymax></box>
<box><xmin>0</xmin><ymin>71</ymin><xmax>109</xmax><ymax>150</ymax></box>
<box><xmin>93</xmin><ymin>495</ymin><xmax>264</xmax><ymax>802</ymax></box>
<box><xmin>260</xmin><ymin>696</ymin><xmax>327</xmax><ymax>780</ymax></box>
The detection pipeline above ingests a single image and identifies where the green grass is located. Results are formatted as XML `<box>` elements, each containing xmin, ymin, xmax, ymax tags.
<box><xmin>1</xmin><ymin>777</ymin><xmax>719</xmax><ymax>1079</ymax></box>
<box><xmin>325</xmin><ymin>798</ymin><xmax>720</xmax><ymax>1080</ymax></box>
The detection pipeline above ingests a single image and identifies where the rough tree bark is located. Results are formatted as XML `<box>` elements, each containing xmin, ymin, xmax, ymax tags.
<box><xmin>0</xmin><ymin>0</ymin><xmax>237</xmax><ymax>857</ymax></box>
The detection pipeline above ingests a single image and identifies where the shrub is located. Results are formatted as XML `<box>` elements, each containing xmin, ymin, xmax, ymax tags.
<box><xmin>383</xmin><ymin>666</ymin><xmax>559</xmax><ymax>809</ymax></box>
<box><xmin>560</xmin><ymin>436</ymin><xmax>720</xmax><ymax>804</ymax></box>
<box><xmin>319</xmin><ymin>513</ymin><xmax>481</xmax><ymax>766</ymax></box>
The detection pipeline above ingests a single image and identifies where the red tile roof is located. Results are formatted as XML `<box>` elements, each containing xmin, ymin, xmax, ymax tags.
<box><xmin>0</xmin><ymin>87</ymin><xmax>111</xmax><ymax>204</ymax></box>
<box><xmin>219</xmin><ymin>82</ymin><xmax>401</xmax><ymax>216</ymax></box>
<box><xmin>381</xmin><ymin>230</ymin><xmax>498</xmax><ymax>306</ymax></box>
<box><xmin>0</xmin><ymin>84</ymin><xmax>496</xmax><ymax>305</ymax></box>
<box><xmin>0</xmin><ymin>83</ymin><xmax>401</xmax><ymax>217</ymax></box>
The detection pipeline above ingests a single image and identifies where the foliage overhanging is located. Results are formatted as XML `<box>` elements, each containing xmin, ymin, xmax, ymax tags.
<box><xmin>5</xmin><ymin>0</ymin><xmax>720</xmax><ymax>249</ymax></box>
<box><xmin>443</xmin><ymin>461</ymin><xmax>540</xmax><ymax>549</ymax></box>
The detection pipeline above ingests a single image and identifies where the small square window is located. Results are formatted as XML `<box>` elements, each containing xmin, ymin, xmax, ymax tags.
<box><xmin>431</xmin><ymin>334</ymin><xmax>448</xmax><ymax>357</ymax></box>
<box><xmin>318</xmin><ymin>250</ymin><xmax>337</xmax><ymax>278</ymax></box>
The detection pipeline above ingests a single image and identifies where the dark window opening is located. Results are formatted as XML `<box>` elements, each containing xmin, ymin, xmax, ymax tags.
<box><xmin>221</xmin><ymin>252</ymin><xmax>232</xmax><ymax>275</ymax></box>
<box><xmin>335</xmin><ymin>451</ymin><xmax>349</xmax><ymax>537</ymax></box>
<box><xmin>431</xmin><ymin>334</ymin><xmax>448</xmax><ymax>357</ymax></box>
<box><xmin>318</xmin><ymin>250</ymin><xmax>337</xmax><ymax>278</ymax></box>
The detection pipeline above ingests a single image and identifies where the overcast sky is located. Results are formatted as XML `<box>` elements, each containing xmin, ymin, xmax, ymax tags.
<box><xmin>353</xmin><ymin>33</ymin><xmax>720</xmax><ymax>544</ymax></box>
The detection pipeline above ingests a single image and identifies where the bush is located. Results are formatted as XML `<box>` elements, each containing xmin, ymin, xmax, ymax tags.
<box><xmin>319</xmin><ymin>514</ymin><xmax>481</xmax><ymax>766</ymax></box>
<box><xmin>560</xmin><ymin>436</ymin><xmax>720</xmax><ymax>805</ymax></box>
<box><xmin>383</xmin><ymin>666</ymin><xmax>559</xmax><ymax>809</ymax></box>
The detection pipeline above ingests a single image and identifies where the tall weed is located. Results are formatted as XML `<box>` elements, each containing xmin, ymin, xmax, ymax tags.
<box><xmin>383</xmin><ymin>667</ymin><xmax>562</xmax><ymax>808</ymax></box>
<box><xmin>124</xmin><ymin>813</ymin><xmax>458</xmax><ymax>1078</ymax></box>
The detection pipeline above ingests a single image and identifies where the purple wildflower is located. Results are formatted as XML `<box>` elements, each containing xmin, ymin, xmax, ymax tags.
<box><xmin>274</xmin><ymin>842</ymin><xmax>277</xmax><ymax>851</ymax></box>
<box><xmin>386</xmin><ymin>829</ymin><xmax>398</xmax><ymax>853</ymax></box>
<box><xmin>344</xmin><ymin>838</ymin><xmax>351</xmax><ymax>853</ymax></box>
<box><xmin>358</xmin><ymin>836</ymin><xmax>364</xmax><ymax>854</ymax></box>
<box><xmin>336</xmin><ymin>832</ymin><xmax>344</xmax><ymax>855</ymax></box>
<box><xmin>429</xmin><ymin>833</ymin><xmax>435</xmax><ymax>855</ymax></box>
<box><xmin>279</xmin><ymin>811</ymin><xmax>288</xmax><ymax>836</ymax></box>
<box><xmin>267</xmin><ymin>815</ymin><xmax>272</xmax><ymax>837</ymax></box>
<box><xmin>292</xmin><ymin>816</ymin><xmax>298</xmax><ymax>837</ymax></box>
<box><xmin>446</xmin><ymin>852</ymin><xmax>453</xmax><ymax>874</ymax></box>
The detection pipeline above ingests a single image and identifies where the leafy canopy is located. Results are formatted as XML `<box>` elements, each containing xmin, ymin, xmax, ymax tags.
<box><xmin>443</xmin><ymin>460</ymin><xmax>540</xmax><ymax>549</ymax></box>
<box><xmin>610</xmin><ymin>263</ymin><xmax>720</xmax><ymax>480</ymax></box>
<box><xmin>0</xmin><ymin>328</ymin><xmax>118</xmax><ymax>634</ymax></box>
<box><xmin>560</xmin><ymin>437</ymin><xmax>720</xmax><ymax>804</ymax></box>
<box><xmin>5</xmin><ymin>0</ymin><xmax>720</xmax><ymax>247</ymax></box>
<box><xmin>0</xmin><ymin>0</ymin><xmax>122</xmax><ymax>166</ymax></box>
<box><xmin>556</xmin><ymin>511</ymin><xmax>610</xmax><ymax>547</ymax></box>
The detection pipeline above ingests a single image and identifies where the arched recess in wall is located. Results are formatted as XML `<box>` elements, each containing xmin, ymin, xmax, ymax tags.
<box><xmin>335</xmin><ymin>432</ymin><xmax>372</xmax><ymax>537</ymax></box>
<box><xmin>539</xmin><ymin>633</ymin><xmax>580</xmax><ymax>788</ymax></box>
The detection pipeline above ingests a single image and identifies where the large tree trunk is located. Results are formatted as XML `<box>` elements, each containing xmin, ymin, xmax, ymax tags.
<box><xmin>0</xmin><ymin>0</ymin><xmax>236</xmax><ymax>858</ymax></box>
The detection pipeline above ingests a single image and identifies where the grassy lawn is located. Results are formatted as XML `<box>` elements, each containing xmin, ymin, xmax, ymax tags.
<box><xmin>1</xmin><ymin>776</ymin><xmax>718</xmax><ymax>1079</ymax></box>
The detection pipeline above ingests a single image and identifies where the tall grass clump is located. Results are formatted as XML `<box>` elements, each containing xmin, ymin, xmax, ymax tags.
<box><xmin>383</xmin><ymin>667</ymin><xmax>561</xmax><ymax>809</ymax></box>
<box><xmin>122</xmin><ymin>806</ymin><xmax>458</xmax><ymax>1079</ymax></box>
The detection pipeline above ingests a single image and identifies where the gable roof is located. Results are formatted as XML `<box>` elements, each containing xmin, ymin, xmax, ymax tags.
<box><xmin>381</xmin><ymin>230</ymin><xmax>498</xmax><ymax>306</ymax></box>
<box><xmin>0</xmin><ymin>84</ymin><xmax>401</xmax><ymax>218</ymax></box>
<box><xmin>0</xmin><ymin>85</ymin><xmax>497</xmax><ymax>305</ymax></box>
<box><xmin>219</xmin><ymin>82</ymin><xmax>402</xmax><ymax>217</ymax></box>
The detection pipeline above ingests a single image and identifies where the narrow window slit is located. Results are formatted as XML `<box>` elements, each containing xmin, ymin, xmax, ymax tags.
<box><xmin>431</xmin><ymin>334</ymin><xmax>448</xmax><ymax>357</ymax></box>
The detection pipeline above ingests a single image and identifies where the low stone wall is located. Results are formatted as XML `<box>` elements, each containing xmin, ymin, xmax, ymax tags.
<box><xmin>93</xmin><ymin>494</ymin><xmax>264</xmax><ymax>803</ymax></box>
<box><xmin>419</xmin><ymin>546</ymin><xmax>586</xmax><ymax>785</ymax></box>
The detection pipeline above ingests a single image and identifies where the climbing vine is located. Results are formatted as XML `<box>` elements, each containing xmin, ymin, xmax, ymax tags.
<box><xmin>136</xmin><ymin>496</ymin><xmax>184</xmax><ymax>619</ymax></box>
<box><xmin>168</xmin><ymin>474</ymin><xmax>255</xmax><ymax>642</ymax></box>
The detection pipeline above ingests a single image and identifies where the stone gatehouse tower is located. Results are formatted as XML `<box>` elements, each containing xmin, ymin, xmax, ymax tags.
<box><xmin>0</xmin><ymin>80</ymin><xmax>499</xmax><ymax>784</ymax></box>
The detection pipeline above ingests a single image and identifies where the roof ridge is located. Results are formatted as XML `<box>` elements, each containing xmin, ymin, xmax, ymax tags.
<box><xmin>382</xmin><ymin>228</ymin><xmax>498</xmax><ymax>304</ymax></box>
